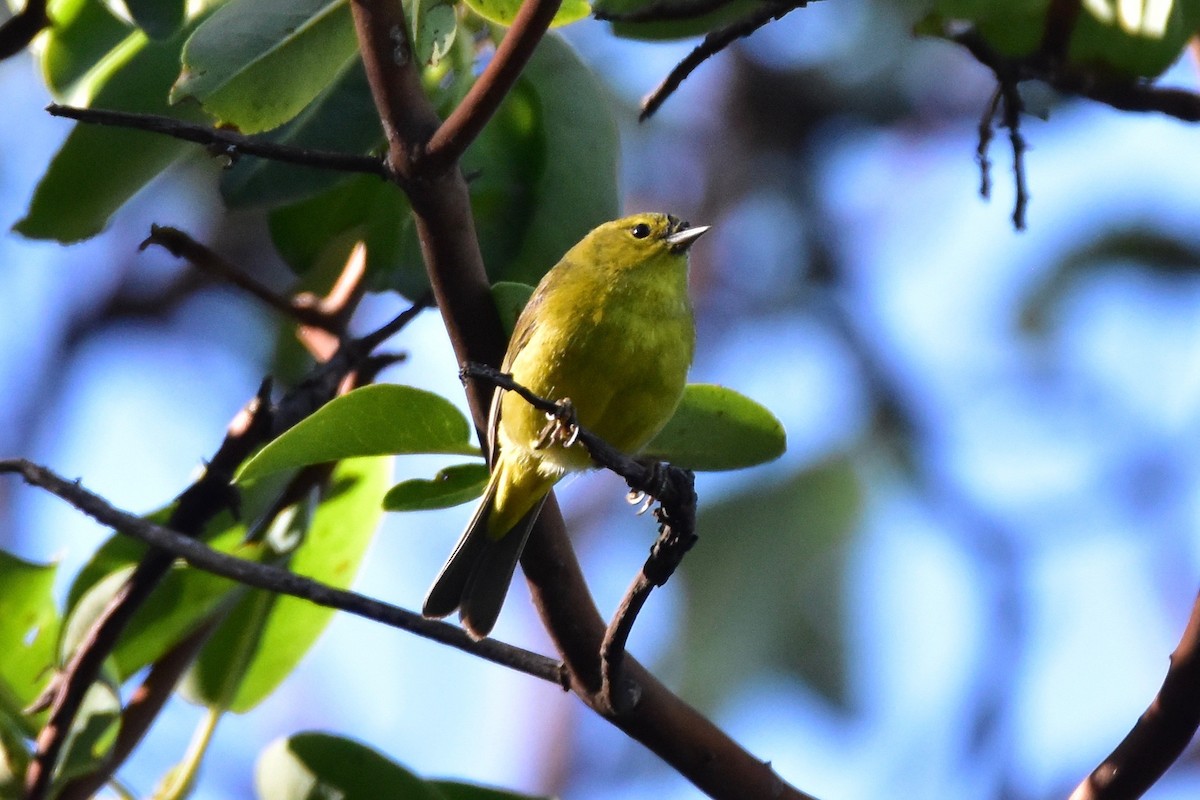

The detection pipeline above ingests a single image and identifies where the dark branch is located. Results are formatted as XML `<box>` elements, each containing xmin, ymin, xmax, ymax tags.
<box><xmin>975</xmin><ymin>87</ymin><xmax>1002</xmax><ymax>200</ymax></box>
<box><xmin>425</xmin><ymin>0</ymin><xmax>563</xmax><ymax>171</ymax></box>
<box><xmin>1070</xmin><ymin>589</ymin><xmax>1200</xmax><ymax>800</ymax></box>
<box><xmin>640</xmin><ymin>0</ymin><xmax>808</xmax><ymax>121</ymax></box>
<box><xmin>141</xmin><ymin>225</ymin><xmax>343</xmax><ymax>331</ymax></box>
<box><xmin>998</xmin><ymin>78</ymin><xmax>1029</xmax><ymax>230</ymax></box>
<box><xmin>24</xmin><ymin>382</ymin><xmax>275</xmax><ymax>800</ymax></box>
<box><xmin>46</xmin><ymin>104</ymin><xmax>389</xmax><ymax>178</ymax></box>
<box><xmin>0</xmin><ymin>458</ymin><xmax>568</xmax><ymax>687</ymax></box>
<box><xmin>594</xmin><ymin>0</ymin><xmax>733</xmax><ymax>23</ymax></box>
<box><xmin>0</xmin><ymin>0</ymin><xmax>49</xmax><ymax>60</ymax></box>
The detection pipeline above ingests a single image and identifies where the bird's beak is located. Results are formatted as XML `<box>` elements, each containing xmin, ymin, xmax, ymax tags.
<box><xmin>665</xmin><ymin>225</ymin><xmax>711</xmax><ymax>252</ymax></box>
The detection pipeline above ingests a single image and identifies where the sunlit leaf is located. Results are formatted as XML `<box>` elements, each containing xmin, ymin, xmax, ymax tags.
<box><xmin>0</xmin><ymin>552</ymin><xmax>60</xmax><ymax>720</ymax></box>
<box><xmin>462</xmin><ymin>0</ymin><xmax>589</xmax><ymax>27</ymax></box>
<box><xmin>172</xmin><ymin>0</ymin><xmax>359</xmax><ymax>133</ymax></box>
<box><xmin>413</xmin><ymin>0</ymin><xmax>458</xmax><ymax>67</ymax></box>
<box><xmin>185</xmin><ymin>458</ymin><xmax>388</xmax><ymax>712</ymax></box>
<box><xmin>15</xmin><ymin>25</ymin><xmax>209</xmax><ymax>242</ymax></box>
<box><xmin>38</xmin><ymin>0</ymin><xmax>131</xmax><ymax>98</ymax></box>
<box><xmin>383</xmin><ymin>462</ymin><xmax>489</xmax><ymax>511</ymax></box>
<box><xmin>238</xmin><ymin>386</ymin><xmax>478</xmax><ymax>481</ymax></box>
<box><xmin>54</xmin><ymin>679</ymin><xmax>120</xmax><ymax>787</ymax></box>
<box><xmin>256</xmin><ymin>732</ymin><xmax>437</xmax><ymax>800</ymax></box>
<box><xmin>643</xmin><ymin>384</ymin><xmax>786</xmax><ymax>471</ymax></box>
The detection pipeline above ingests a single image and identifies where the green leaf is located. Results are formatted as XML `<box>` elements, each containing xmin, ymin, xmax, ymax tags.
<box><xmin>383</xmin><ymin>462</ymin><xmax>488</xmax><ymax>511</ymax></box>
<box><xmin>596</xmin><ymin>0</ymin><xmax>760</xmax><ymax>40</ymax></box>
<box><xmin>58</xmin><ymin>523</ymin><xmax>254</xmax><ymax>682</ymax></box>
<box><xmin>238</xmin><ymin>385</ymin><xmax>478</xmax><ymax>481</ymax></box>
<box><xmin>55</xmin><ymin>679</ymin><xmax>120</xmax><ymax>787</ymax></box>
<box><xmin>125</xmin><ymin>0</ymin><xmax>186</xmax><ymax>39</ymax></box>
<box><xmin>462</xmin><ymin>0</ymin><xmax>589</xmax><ymax>27</ymax></box>
<box><xmin>267</xmin><ymin>173</ymin><xmax>419</xmax><ymax>294</ymax></box>
<box><xmin>470</xmin><ymin>34</ymin><xmax>619</xmax><ymax>285</ymax></box>
<box><xmin>185</xmin><ymin>458</ymin><xmax>388</xmax><ymax>712</ymax></box>
<box><xmin>489</xmin><ymin>281</ymin><xmax>535</xmax><ymax>336</ymax></box>
<box><xmin>172</xmin><ymin>0</ymin><xmax>359</xmax><ymax>133</ymax></box>
<box><xmin>220</xmin><ymin>58</ymin><xmax>383</xmax><ymax>208</ymax></box>
<box><xmin>38</xmin><ymin>0</ymin><xmax>131</xmax><ymax>98</ymax></box>
<box><xmin>256</xmin><ymin>732</ymin><xmax>440</xmax><ymax>800</ymax></box>
<box><xmin>413</xmin><ymin>0</ymin><xmax>458</xmax><ymax>67</ymax></box>
<box><xmin>1068</xmin><ymin>0</ymin><xmax>1193</xmax><ymax>77</ymax></box>
<box><xmin>678</xmin><ymin>459</ymin><xmax>860</xmax><ymax>710</ymax></box>
<box><xmin>642</xmin><ymin>384</ymin><xmax>786</xmax><ymax>471</ymax></box>
<box><xmin>0</xmin><ymin>552</ymin><xmax>60</xmax><ymax>722</ymax></box>
<box><xmin>15</xmin><ymin>25</ymin><xmax>209</xmax><ymax>242</ymax></box>
<box><xmin>0</xmin><ymin>714</ymin><xmax>30</xmax><ymax>797</ymax></box>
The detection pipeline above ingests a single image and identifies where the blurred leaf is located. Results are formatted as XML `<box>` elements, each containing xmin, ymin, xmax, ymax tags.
<box><xmin>38</xmin><ymin>0</ymin><xmax>131</xmax><ymax>98</ymax></box>
<box><xmin>643</xmin><ymin>384</ymin><xmax>786</xmax><ymax>471</ymax></box>
<box><xmin>64</xmin><ymin>504</ymin><xmax>176</xmax><ymax>615</ymax></box>
<box><xmin>1068</xmin><ymin>0</ymin><xmax>1195</xmax><ymax>77</ymax></box>
<box><xmin>0</xmin><ymin>552</ymin><xmax>60</xmax><ymax>721</ymax></box>
<box><xmin>15</xmin><ymin>24</ymin><xmax>210</xmax><ymax>242</ymax></box>
<box><xmin>383</xmin><ymin>462</ymin><xmax>489</xmax><ymax>511</ymax></box>
<box><xmin>925</xmin><ymin>0</ymin><xmax>1048</xmax><ymax>57</ymax></box>
<box><xmin>125</xmin><ymin>0</ymin><xmax>185</xmax><ymax>39</ymax></box>
<box><xmin>462</xmin><ymin>0</ymin><xmax>589</xmax><ymax>27</ymax></box>
<box><xmin>597</xmin><ymin>0</ymin><xmax>760</xmax><ymax>41</ymax></box>
<box><xmin>184</xmin><ymin>458</ymin><xmax>387</xmax><ymax>712</ymax></box>
<box><xmin>54</xmin><ymin>679</ymin><xmax>120</xmax><ymax>788</ymax></box>
<box><xmin>256</xmin><ymin>733</ymin><xmax>437</xmax><ymax>800</ymax></box>
<box><xmin>238</xmin><ymin>386</ymin><xmax>478</xmax><ymax>481</ymax></box>
<box><xmin>489</xmin><ymin>281</ymin><xmax>535</xmax><ymax>336</ymax></box>
<box><xmin>677</xmin><ymin>458</ymin><xmax>860</xmax><ymax>709</ymax></box>
<box><xmin>413</xmin><ymin>0</ymin><xmax>458</xmax><ymax>67</ymax></box>
<box><xmin>220</xmin><ymin>58</ymin><xmax>383</xmax><ymax>208</ymax></box>
<box><xmin>0</xmin><ymin>714</ymin><xmax>30</xmax><ymax>797</ymax></box>
<box><xmin>1020</xmin><ymin>227</ymin><xmax>1200</xmax><ymax>333</ymax></box>
<box><xmin>267</xmin><ymin>173</ymin><xmax>419</xmax><ymax>294</ymax></box>
<box><xmin>172</xmin><ymin>0</ymin><xmax>359</xmax><ymax>133</ymax></box>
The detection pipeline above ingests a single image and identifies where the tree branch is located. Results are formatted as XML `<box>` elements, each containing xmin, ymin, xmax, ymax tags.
<box><xmin>594</xmin><ymin>0</ymin><xmax>734</xmax><ymax>23</ymax></box>
<box><xmin>1070</xmin><ymin>589</ymin><xmax>1200</xmax><ymax>800</ymax></box>
<box><xmin>640</xmin><ymin>0</ymin><xmax>809</xmax><ymax>121</ymax></box>
<box><xmin>46</xmin><ymin>104</ymin><xmax>389</xmax><ymax>177</ymax></box>
<box><xmin>0</xmin><ymin>0</ymin><xmax>49</xmax><ymax>60</ymax></box>
<box><xmin>424</xmin><ymin>0</ymin><xmax>562</xmax><ymax>171</ymax></box>
<box><xmin>0</xmin><ymin>458</ymin><xmax>567</xmax><ymax>687</ymax></box>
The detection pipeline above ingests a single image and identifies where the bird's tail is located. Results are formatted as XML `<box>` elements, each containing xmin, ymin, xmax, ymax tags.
<box><xmin>421</xmin><ymin>470</ymin><xmax>547</xmax><ymax>639</ymax></box>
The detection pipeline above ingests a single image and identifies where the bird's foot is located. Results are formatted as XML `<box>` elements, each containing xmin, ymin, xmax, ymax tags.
<box><xmin>534</xmin><ymin>397</ymin><xmax>580</xmax><ymax>450</ymax></box>
<box><xmin>626</xmin><ymin>459</ymin><xmax>668</xmax><ymax>515</ymax></box>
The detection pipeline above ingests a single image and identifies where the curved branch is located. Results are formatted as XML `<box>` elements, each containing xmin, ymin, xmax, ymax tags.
<box><xmin>1070</xmin><ymin>589</ymin><xmax>1200</xmax><ymax>800</ymax></box>
<box><xmin>0</xmin><ymin>0</ymin><xmax>49</xmax><ymax>60</ymax></box>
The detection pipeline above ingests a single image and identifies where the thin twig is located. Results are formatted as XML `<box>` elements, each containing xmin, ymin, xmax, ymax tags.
<box><xmin>640</xmin><ymin>0</ymin><xmax>808</xmax><ymax>121</ymax></box>
<box><xmin>997</xmin><ymin>79</ymin><xmax>1028</xmax><ymax>230</ymax></box>
<box><xmin>976</xmin><ymin>87</ymin><xmax>1002</xmax><ymax>200</ymax></box>
<box><xmin>140</xmin><ymin>225</ymin><xmax>343</xmax><ymax>332</ymax></box>
<box><xmin>0</xmin><ymin>458</ymin><xmax>569</xmax><ymax>686</ymax></box>
<box><xmin>0</xmin><ymin>0</ymin><xmax>48</xmax><ymax>60</ymax></box>
<box><xmin>46</xmin><ymin>105</ymin><xmax>389</xmax><ymax>178</ymax></box>
<box><xmin>1069</xmin><ymin>589</ymin><xmax>1200</xmax><ymax>800</ymax></box>
<box><xmin>24</xmin><ymin>383</ymin><xmax>275</xmax><ymax>800</ymax></box>
<box><xmin>425</xmin><ymin>0</ymin><xmax>563</xmax><ymax>171</ymax></box>
<box><xmin>594</xmin><ymin>0</ymin><xmax>733</xmax><ymax>23</ymax></box>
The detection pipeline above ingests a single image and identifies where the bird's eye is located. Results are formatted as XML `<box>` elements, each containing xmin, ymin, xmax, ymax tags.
<box><xmin>630</xmin><ymin>223</ymin><xmax>651</xmax><ymax>239</ymax></box>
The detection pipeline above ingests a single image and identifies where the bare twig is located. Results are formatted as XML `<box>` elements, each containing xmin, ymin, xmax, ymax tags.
<box><xmin>425</xmin><ymin>0</ymin><xmax>563</xmax><ymax>171</ymax></box>
<box><xmin>976</xmin><ymin>87</ymin><xmax>1002</xmax><ymax>200</ymax></box>
<box><xmin>998</xmin><ymin>79</ymin><xmax>1028</xmax><ymax>230</ymax></box>
<box><xmin>0</xmin><ymin>0</ymin><xmax>48</xmax><ymax>60</ymax></box>
<box><xmin>0</xmin><ymin>458</ymin><xmax>568</xmax><ymax>686</ymax></box>
<box><xmin>1070</xmin><ymin>589</ymin><xmax>1200</xmax><ymax>800</ymax></box>
<box><xmin>141</xmin><ymin>225</ymin><xmax>344</xmax><ymax>332</ymax></box>
<box><xmin>46</xmin><ymin>105</ymin><xmax>389</xmax><ymax>177</ymax></box>
<box><xmin>640</xmin><ymin>0</ymin><xmax>808</xmax><ymax>121</ymax></box>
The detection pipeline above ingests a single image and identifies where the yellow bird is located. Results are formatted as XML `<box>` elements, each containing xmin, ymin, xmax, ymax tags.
<box><xmin>422</xmin><ymin>213</ymin><xmax>709</xmax><ymax>639</ymax></box>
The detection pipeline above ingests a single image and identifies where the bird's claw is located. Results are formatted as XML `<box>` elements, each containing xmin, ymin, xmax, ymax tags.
<box><xmin>534</xmin><ymin>397</ymin><xmax>580</xmax><ymax>450</ymax></box>
<box><xmin>626</xmin><ymin>489</ymin><xmax>655</xmax><ymax>515</ymax></box>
